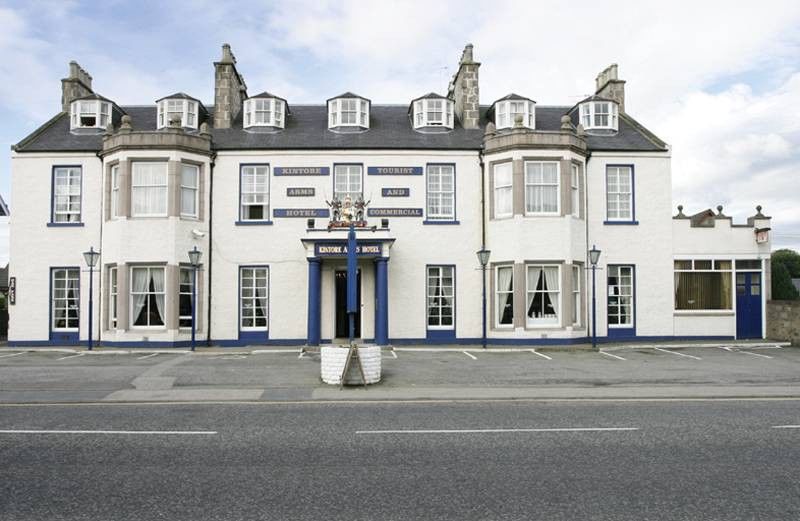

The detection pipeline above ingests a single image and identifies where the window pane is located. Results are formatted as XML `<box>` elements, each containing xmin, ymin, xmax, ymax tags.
<box><xmin>674</xmin><ymin>272</ymin><xmax>732</xmax><ymax>310</ymax></box>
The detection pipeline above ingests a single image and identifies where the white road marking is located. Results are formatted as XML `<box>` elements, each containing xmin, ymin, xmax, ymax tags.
<box><xmin>653</xmin><ymin>347</ymin><xmax>701</xmax><ymax>360</ymax></box>
<box><xmin>57</xmin><ymin>353</ymin><xmax>85</xmax><ymax>361</ymax></box>
<box><xmin>600</xmin><ymin>351</ymin><xmax>626</xmax><ymax>361</ymax></box>
<box><xmin>772</xmin><ymin>425</ymin><xmax>800</xmax><ymax>429</ymax></box>
<box><xmin>298</xmin><ymin>351</ymin><xmax>305</xmax><ymax>359</ymax></box>
<box><xmin>738</xmin><ymin>350</ymin><xmax>773</xmax><ymax>359</ymax></box>
<box><xmin>391</xmin><ymin>351</ymin><xmax>398</xmax><ymax>359</ymax></box>
<box><xmin>251</xmin><ymin>349</ymin><xmax>302</xmax><ymax>354</ymax></box>
<box><xmin>137</xmin><ymin>353</ymin><xmax>159</xmax><ymax>360</ymax></box>
<box><xmin>529</xmin><ymin>349</ymin><xmax>552</xmax><ymax>360</ymax></box>
<box><xmin>462</xmin><ymin>351</ymin><xmax>477</xmax><ymax>360</ymax></box>
<box><xmin>0</xmin><ymin>429</ymin><xmax>217</xmax><ymax>435</ymax></box>
<box><xmin>356</xmin><ymin>427</ymin><xmax>639</xmax><ymax>434</ymax></box>
<box><xmin>0</xmin><ymin>352</ymin><xmax>24</xmax><ymax>359</ymax></box>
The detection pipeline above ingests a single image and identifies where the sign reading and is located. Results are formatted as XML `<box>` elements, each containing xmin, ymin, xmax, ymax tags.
<box><xmin>381</xmin><ymin>188</ymin><xmax>410</xmax><ymax>197</ymax></box>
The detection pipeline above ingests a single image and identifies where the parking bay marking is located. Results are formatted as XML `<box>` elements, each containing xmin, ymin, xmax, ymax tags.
<box><xmin>356</xmin><ymin>427</ymin><xmax>639</xmax><ymax>434</ymax></box>
<box><xmin>137</xmin><ymin>353</ymin><xmax>159</xmax><ymax>360</ymax></box>
<box><xmin>772</xmin><ymin>425</ymin><xmax>800</xmax><ymax>429</ymax></box>
<box><xmin>653</xmin><ymin>347</ymin><xmax>701</xmax><ymax>360</ymax></box>
<box><xmin>462</xmin><ymin>351</ymin><xmax>477</xmax><ymax>360</ymax></box>
<box><xmin>600</xmin><ymin>351</ymin><xmax>626</xmax><ymax>361</ymax></box>
<box><xmin>57</xmin><ymin>353</ymin><xmax>85</xmax><ymax>361</ymax></box>
<box><xmin>0</xmin><ymin>352</ymin><xmax>24</xmax><ymax>359</ymax></box>
<box><xmin>529</xmin><ymin>349</ymin><xmax>552</xmax><ymax>361</ymax></box>
<box><xmin>0</xmin><ymin>429</ymin><xmax>218</xmax><ymax>435</ymax></box>
<box><xmin>737</xmin><ymin>350</ymin><xmax>773</xmax><ymax>359</ymax></box>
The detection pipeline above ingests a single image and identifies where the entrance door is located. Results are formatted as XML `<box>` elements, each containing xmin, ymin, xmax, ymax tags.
<box><xmin>736</xmin><ymin>272</ymin><xmax>762</xmax><ymax>339</ymax></box>
<box><xmin>335</xmin><ymin>270</ymin><xmax>361</xmax><ymax>338</ymax></box>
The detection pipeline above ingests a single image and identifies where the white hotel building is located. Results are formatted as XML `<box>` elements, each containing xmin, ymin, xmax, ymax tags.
<box><xmin>8</xmin><ymin>44</ymin><xmax>772</xmax><ymax>348</ymax></box>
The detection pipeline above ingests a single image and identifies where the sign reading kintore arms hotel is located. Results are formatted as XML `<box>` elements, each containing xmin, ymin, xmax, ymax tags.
<box><xmin>274</xmin><ymin>167</ymin><xmax>330</xmax><ymax>176</ymax></box>
<box><xmin>367</xmin><ymin>166</ymin><xmax>423</xmax><ymax>175</ymax></box>
<box><xmin>314</xmin><ymin>243</ymin><xmax>382</xmax><ymax>257</ymax></box>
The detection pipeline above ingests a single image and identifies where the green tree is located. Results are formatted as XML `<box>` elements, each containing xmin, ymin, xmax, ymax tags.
<box><xmin>771</xmin><ymin>249</ymin><xmax>800</xmax><ymax>300</ymax></box>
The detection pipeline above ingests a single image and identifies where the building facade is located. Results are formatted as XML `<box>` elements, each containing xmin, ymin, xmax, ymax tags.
<box><xmin>8</xmin><ymin>44</ymin><xmax>772</xmax><ymax>347</ymax></box>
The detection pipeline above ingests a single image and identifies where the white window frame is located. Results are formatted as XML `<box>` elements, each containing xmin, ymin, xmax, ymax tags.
<box><xmin>426</xmin><ymin>164</ymin><xmax>455</xmax><ymax>220</ymax></box>
<box><xmin>328</xmin><ymin>98</ymin><xmax>369</xmax><ymax>129</ymax></box>
<box><xmin>240</xmin><ymin>165</ymin><xmax>270</xmax><ymax>222</ymax></box>
<box><xmin>131</xmin><ymin>162</ymin><xmax>168</xmax><ymax>218</ymax></box>
<box><xmin>240</xmin><ymin>267</ymin><xmax>269</xmax><ymax>331</ymax></box>
<box><xmin>572</xmin><ymin>264</ymin><xmax>581</xmax><ymax>326</ymax></box>
<box><xmin>70</xmin><ymin>100</ymin><xmax>111</xmax><ymax>130</ymax></box>
<box><xmin>157</xmin><ymin>99</ymin><xmax>199</xmax><ymax>129</ymax></box>
<box><xmin>109</xmin><ymin>266</ymin><xmax>118</xmax><ymax>329</ymax></box>
<box><xmin>526</xmin><ymin>264</ymin><xmax>561</xmax><ymax>327</ymax></box>
<box><xmin>334</xmin><ymin>164</ymin><xmax>363</xmax><ymax>201</ymax></box>
<box><xmin>110</xmin><ymin>165</ymin><xmax>119</xmax><ymax>219</ymax></box>
<box><xmin>413</xmin><ymin>98</ymin><xmax>454</xmax><ymax>129</ymax></box>
<box><xmin>495</xmin><ymin>100</ymin><xmax>535</xmax><ymax>129</ymax></box>
<box><xmin>51</xmin><ymin>268</ymin><xmax>80</xmax><ymax>331</ymax></box>
<box><xmin>180</xmin><ymin>163</ymin><xmax>199</xmax><ymax>219</ymax></box>
<box><xmin>493</xmin><ymin>162</ymin><xmax>513</xmax><ymax>219</ymax></box>
<box><xmin>571</xmin><ymin>164</ymin><xmax>580</xmax><ymax>218</ymax></box>
<box><xmin>524</xmin><ymin>161</ymin><xmax>560</xmax><ymax>216</ymax></box>
<box><xmin>579</xmin><ymin>101</ymin><xmax>619</xmax><ymax>131</ymax></box>
<box><xmin>179</xmin><ymin>267</ymin><xmax>194</xmax><ymax>329</ymax></box>
<box><xmin>52</xmin><ymin>166</ymin><xmax>82</xmax><ymax>223</ymax></box>
<box><xmin>495</xmin><ymin>264</ymin><xmax>514</xmax><ymax>328</ymax></box>
<box><xmin>243</xmin><ymin>97</ymin><xmax>285</xmax><ymax>128</ymax></box>
<box><xmin>129</xmin><ymin>266</ymin><xmax>166</xmax><ymax>329</ymax></box>
<box><xmin>606</xmin><ymin>166</ymin><xmax>633</xmax><ymax>221</ymax></box>
<box><xmin>427</xmin><ymin>265</ymin><xmax>455</xmax><ymax>330</ymax></box>
<box><xmin>607</xmin><ymin>265</ymin><xmax>634</xmax><ymax>328</ymax></box>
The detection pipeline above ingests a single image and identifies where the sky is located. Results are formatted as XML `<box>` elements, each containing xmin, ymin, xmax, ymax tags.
<box><xmin>1</xmin><ymin>0</ymin><xmax>799</xmax><ymax>250</ymax></box>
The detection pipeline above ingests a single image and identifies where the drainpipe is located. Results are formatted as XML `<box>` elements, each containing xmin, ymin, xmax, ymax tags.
<box><xmin>95</xmin><ymin>151</ymin><xmax>104</xmax><ymax>348</ymax></box>
<box><xmin>206</xmin><ymin>153</ymin><xmax>216</xmax><ymax>347</ymax></box>
<box><xmin>584</xmin><ymin>150</ymin><xmax>592</xmax><ymax>341</ymax></box>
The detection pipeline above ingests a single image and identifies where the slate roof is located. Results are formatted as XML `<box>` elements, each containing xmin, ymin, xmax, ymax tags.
<box><xmin>14</xmin><ymin>104</ymin><xmax>667</xmax><ymax>153</ymax></box>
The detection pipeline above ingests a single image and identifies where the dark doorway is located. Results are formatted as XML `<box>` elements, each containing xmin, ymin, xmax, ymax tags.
<box><xmin>335</xmin><ymin>269</ymin><xmax>361</xmax><ymax>338</ymax></box>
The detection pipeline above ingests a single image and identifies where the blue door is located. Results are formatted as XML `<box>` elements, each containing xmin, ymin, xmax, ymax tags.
<box><xmin>736</xmin><ymin>272</ymin><xmax>762</xmax><ymax>339</ymax></box>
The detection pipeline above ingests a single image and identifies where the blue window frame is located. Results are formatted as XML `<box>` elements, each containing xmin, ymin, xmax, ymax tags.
<box><xmin>424</xmin><ymin>163</ymin><xmax>459</xmax><ymax>224</ymax></box>
<box><xmin>604</xmin><ymin>164</ymin><xmax>638</xmax><ymax>225</ymax></box>
<box><xmin>237</xmin><ymin>164</ymin><xmax>271</xmax><ymax>225</ymax></box>
<box><xmin>49</xmin><ymin>165</ymin><xmax>83</xmax><ymax>226</ymax></box>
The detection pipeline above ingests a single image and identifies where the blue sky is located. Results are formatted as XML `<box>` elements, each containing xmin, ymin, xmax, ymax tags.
<box><xmin>2</xmin><ymin>0</ymin><xmax>800</xmax><ymax>249</ymax></box>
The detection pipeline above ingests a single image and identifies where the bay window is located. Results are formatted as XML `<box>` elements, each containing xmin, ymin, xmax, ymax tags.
<box><xmin>328</xmin><ymin>96</ymin><xmax>370</xmax><ymax>129</ymax></box>
<box><xmin>52</xmin><ymin>166</ymin><xmax>82</xmax><ymax>223</ymax></box>
<box><xmin>131</xmin><ymin>162</ymin><xmax>168</xmax><ymax>217</ymax></box>
<box><xmin>572</xmin><ymin>265</ymin><xmax>581</xmax><ymax>326</ymax></box>
<box><xmin>571</xmin><ymin>164</ymin><xmax>580</xmax><ymax>217</ymax></box>
<box><xmin>426</xmin><ymin>164</ymin><xmax>455</xmax><ymax>220</ymax></box>
<box><xmin>413</xmin><ymin>97</ymin><xmax>454</xmax><ymax>129</ymax></box>
<box><xmin>110</xmin><ymin>165</ymin><xmax>119</xmax><ymax>219</ymax></box>
<box><xmin>157</xmin><ymin>97</ymin><xmax>200</xmax><ymax>129</ymax></box>
<box><xmin>109</xmin><ymin>266</ymin><xmax>118</xmax><ymax>329</ymax></box>
<box><xmin>495</xmin><ymin>265</ymin><xmax>514</xmax><ymax>327</ymax></box>
<box><xmin>524</xmin><ymin>161</ymin><xmax>559</xmax><ymax>215</ymax></box>
<box><xmin>70</xmin><ymin>98</ymin><xmax>112</xmax><ymax>130</ymax></box>
<box><xmin>427</xmin><ymin>266</ymin><xmax>454</xmax><ymax>329</ymax></box>
<box><xmin>130</xmin><ymin>266</ymin><xmax>165</xmax><ymax>328</ymax></box>
<box><xmin>579</xmin><ymin>101</ymin><xmax>619</xmax><ymax>131</ymax></box>
<box><xmin>674</xmin><ymin>260</ymin><xmax>733</xmax><ymax>310</ymax></box>
<box><xmin>526</xmin><ymin>265</ymin><xmax>560</xmax><ymax>326</ymax></box>
<box><xmin>495</xmin><ymin>99</ymin><xmax>535</xmax><ymax>129</ymax></box>
<box><xmin>240</xmin><ymin>267</ymin><xmax>268</xmax><ymax>330</ymax></box>
<box><xmin>493</xmin><ymin>163</ymin><xmax>513</xmax><ymax>219</ymax></box>
<box><xmin>244</xmin><ymin>96</ymin><xmax>285</xmax><ymax>128</ymax></box>
<box><xmin>240</xmin><ymin>165</ymin><xmax>270</xmax><ymax>221</ymax></box>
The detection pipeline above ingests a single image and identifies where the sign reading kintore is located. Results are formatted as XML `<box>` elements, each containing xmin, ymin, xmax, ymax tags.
<box><xmin>273</xmin><ymin>208</ymin><xmax>330</xmax><ymax>218</ymax></box>
<box><xmin>274</xmin><ymin>167</ymin><xmax>330</xmax><ymax>176</ymax></box>
<box><xmin>367</xmin><ymin>208</ymin><xmax>423</xmax><ymax>217</ymax></box>
<box><xmin>367</xmin><ymin>166</ymin><xmax>423</xmax><ymax>175</ymax></box>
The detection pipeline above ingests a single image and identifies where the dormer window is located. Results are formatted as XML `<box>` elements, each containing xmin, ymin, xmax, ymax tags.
<box><xmin>243</xmin><ymin>94</ymin><xmax>286</xmax><ymax>129</ymax></box>
<box><xmin>328</xmin><ymin>93</ymin><xmax>369</xmax><ymax>130</ymax></box>
<box><xmin>69</xmin><ymin>98</ymin><xmax>112</xmax><ymax>130</ymax></box>
<box><xmin>579</xmin><ymin>100</ymin><xmax>618</xmax><ymax>131</ymax></box>
<box><xmin>494</xmin><ymin>98</ymin><xmax>535</xmax><ymax>129</ymax></box>
<box><xmin>156</xmin><ymin>94</ymin><xmax>201</xmax><ymax>130</ymax></box>
<box><xmin>412</xmin><ymin>95</ymin><xmax>454</xmax><ymax>129</ymax></box>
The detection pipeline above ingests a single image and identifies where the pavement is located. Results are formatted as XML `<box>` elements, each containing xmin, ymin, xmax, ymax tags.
<box><xmin>0</xmin><ymin>341</ymin><xmax>797</xmax><ymax>403</ymax></box>
<box><xmin>1</xmin><ymin>399</ymin><xmax>799</xmax><ymax>520</ymax></box>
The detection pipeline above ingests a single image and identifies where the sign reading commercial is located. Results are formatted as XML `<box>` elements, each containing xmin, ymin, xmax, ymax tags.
<box><xmin>367</xmin><ymin>166</ymin><xmax>423</xmax><ymax>176</ymax></box>
<box><xmin>273</xmin><ymin>208</ymin><xmax>330</xmax><ymax>218</ymax></box>
<box><xmin>274</xmin><ymin>167</ymin><xmax>330</xmax><ymax>176</ymax></box>
<box><xmin>367</xmin><ymin>208</ymin><xmax>423</xmax><ymax>217</ymax></box>
<box><xmin>287</xmin><ymin>187</ymin><xmax>316</xmax><ymax>197</ymax></box>
<box><xmin>314</xmin><ymin>242</ymin><xmax>382</xmax><ymax>257</ymax></box>
<box><xmin>381</xmin><ymin>188</ymin><xmax>410</xmax><ymax>197</ymax></box>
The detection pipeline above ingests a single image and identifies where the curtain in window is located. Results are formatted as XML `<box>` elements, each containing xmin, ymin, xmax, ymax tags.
<box><xmin>254</xmin><ymin>278</ymin><xmax>267</xmax><ymax>325</ymax></box>
<box><xmin>132</xmin><ymin>163</ymin><xmax>167</xmax><ymax>215</ymax></box>
<box><xmin>525</xmin><ymin>163</ymin><xmax>558</xmax><ymax>213</ymax></box>
<box><xmin>543</xmin><ymin>267</ymin><xmax>559</xmax><ymax>318</ymax></box>
<box><xmin>497</xmin><ymin>267</ymin><xmax>513</xmax><ymax>324</ymax></box>
<box><xmin>131</xmin><ymin>268</ymin><xmax>149</xmax><ymax>323</ymax></box>
<box><xmin>152</xmin><ymin>269</ymin><xmax>165</xmax><ymax>324</ymax></box>
<box><xmin>180</xmin><ymin>165</ymin><xmax>198</xmax><ymax>216</ymax></box>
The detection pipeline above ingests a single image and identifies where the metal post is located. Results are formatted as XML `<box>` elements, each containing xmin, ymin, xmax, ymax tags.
<box><xmin>481</xmin><ymin>264</ymin><xmax>487</xmax><ymax>349</ymax></box>
<box><xmin>591</xmin><ymin>263</ymin><xmax>597</xmax><ymax>351</ymax></box>
<box><xmin>191</xmin><ymin>266</ymin><xmax>197</xmax><ymax>352</ymax></box>
<box><xmin>88</xmin><ymin>265</ymin><xmax>94</xmax><ymax>351</ymax></box>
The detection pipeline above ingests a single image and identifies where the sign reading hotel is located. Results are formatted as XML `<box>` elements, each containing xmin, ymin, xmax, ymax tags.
<box><xmin>367</xmin><ymin>208</ymin><xmax>423</xmax><ymax>217</ymax></box>
<box><xmin>367</xmin><ymin>166</ymin><xmax>423</xmax><ymax>175</ymax></box>
<box><xmin>315</xmin><ymin>243</ymin><xmax>382</xmax><ymax>257</ymax></box>
<box><xmin>382</xmin><ymin>188</ymin><xmax>410</xmax><ymax>197</ymax></box>
<box><xmin>274</xmin><ymin>167</ymin><xmax>330</xmax><ymax>176</ymax></box>
<box><xmin>287</xmin><ymin>187</ymin><xmax>315</xmax><ymax>197</ymax></box>
<box><xmin>273</xmin><ymin>208</ymin><xmax>330</xmax><ymax>218</ymax></box>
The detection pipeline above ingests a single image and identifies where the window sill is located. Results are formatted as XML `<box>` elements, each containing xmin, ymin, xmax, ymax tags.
<box><xmin>523</xmin><ymin>213</ymin><xmax>561</xmax><ymax>218</ymax></box>
<box><xmin>235</xmin><ymin>220</ymin><xmax>274</xmax><ymax>226</ymax></box>
<box><xmin>47</xmin><ymin>222</ymin><xmax>84</xmax><ymax>227</ymax></box>
<box><xmin>423</xmin><ymin>220</ymin><xmax>460</xmax><ymax>225</ymax></box>
<box><xmin>673</xmin><ymin>310</ymin><xmax>735</xmax><ymax>316</ymax></box>
<box><xmin>603</xmin><ymin>220</ymin><xmax>639</xmax><ymax>225</ymax></box>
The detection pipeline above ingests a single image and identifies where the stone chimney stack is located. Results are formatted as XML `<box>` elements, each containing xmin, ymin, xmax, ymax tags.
<box><xmin>595</xmin><ymin>63</ymin><xmax>626</xmax><ymax>112</ymax></box>
<box><xmin>448</xmin><ymin>43</ymin><xmax>481</xmax><ymax>129</ymax></box>
<box><xmin>61</xmin><ymin>61</ymin><xmax>94</xmax><ymax>112</ymax></box>
<box><xmin>213</xmin><ymin>43</ymin><xmax>248</xmax><ymax>129</ymax></box>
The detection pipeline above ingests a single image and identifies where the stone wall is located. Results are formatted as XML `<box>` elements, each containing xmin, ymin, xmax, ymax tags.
<box><xmin>767</xmin><ymin>300</ymin><xmax>800</xmax><ymax>346</ymax></box>
<box><xmin>449</xmin><ymin>44</ymin><xmax>480</xmax><ymax>129</ymax></box>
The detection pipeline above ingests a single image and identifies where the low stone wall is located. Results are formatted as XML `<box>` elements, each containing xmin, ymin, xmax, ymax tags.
<box><xmin>767</xmin><ymin>300</ymin><xmax>800</xmax><ymax>346</ymax></box>
<box><xmin>320</xmin><ymin>345</ymin><xmax>381</xmax><ymax>385</ymax></box>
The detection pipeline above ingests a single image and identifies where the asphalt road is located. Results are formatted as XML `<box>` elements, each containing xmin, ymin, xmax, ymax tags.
<box><xmin>2</xmin><ymin>399</ymin><xmax>799</xmax><ymax>520</ymax></box>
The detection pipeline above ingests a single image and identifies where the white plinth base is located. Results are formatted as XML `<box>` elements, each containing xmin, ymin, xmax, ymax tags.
<box><xmin>320</xmin><ymin>344</ymin><xmax>382</xmax><ymax>385</ymax></box>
